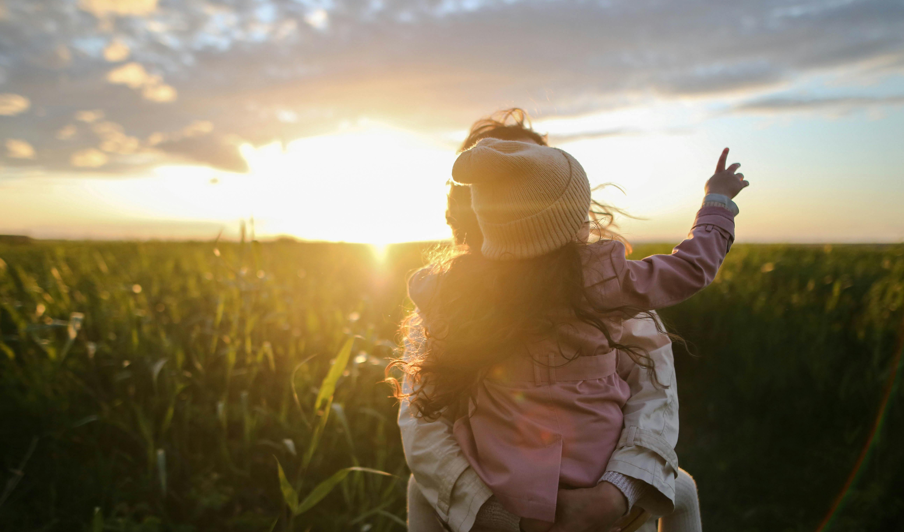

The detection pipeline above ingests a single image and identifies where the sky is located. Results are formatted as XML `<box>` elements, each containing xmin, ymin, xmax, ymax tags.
<box><xmin>0</xmin><ymin>0</ymin><xmax>903</xmax><ymax>244</ymax></box>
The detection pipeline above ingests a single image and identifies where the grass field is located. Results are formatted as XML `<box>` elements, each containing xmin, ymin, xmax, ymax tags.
<box><xmin>1</xmin><ymin>239</ymin><xmax>902</xmax><ymax>531</ymax></box>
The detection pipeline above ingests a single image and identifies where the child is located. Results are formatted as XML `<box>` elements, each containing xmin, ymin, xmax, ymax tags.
<box><xmin>399</xmin><ymin>139</ymin><xmax>746</xmax><ymax>531</ymax></box>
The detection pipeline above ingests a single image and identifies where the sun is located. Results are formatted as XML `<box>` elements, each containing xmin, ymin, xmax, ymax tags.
<box><xmin>237</xmin><ymin>121</ymin><xmax>455</xmax><ymax>244</ymax></box>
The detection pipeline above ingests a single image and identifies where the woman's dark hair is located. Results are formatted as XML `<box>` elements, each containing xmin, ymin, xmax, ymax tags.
<box><xmin>446</xmin><ymin>108</ymin><xmax>548</xmax><ymax>251</ymax></box>
<box><xmin>387</xmin><ymin>109</ymin><xmax>666</xmax><ymax>421</ymax></box>
<box><xmin>457</xmin><ymin>108</ymin><xmax>548</xmax><ymax>153</ymax></box>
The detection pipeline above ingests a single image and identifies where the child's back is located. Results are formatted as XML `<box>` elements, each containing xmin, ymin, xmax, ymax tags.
<box><xmin>410</xmin><ymin>256</ymin><xmax>630</xmax><ymax>521</ymax></box>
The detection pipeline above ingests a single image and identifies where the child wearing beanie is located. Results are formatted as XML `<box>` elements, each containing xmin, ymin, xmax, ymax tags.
<box><xmin>401</xmin><ymin>138</ymin><xmax>748</xmax><ymax>531</ymax></box>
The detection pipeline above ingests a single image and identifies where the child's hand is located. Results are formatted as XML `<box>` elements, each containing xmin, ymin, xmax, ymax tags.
<box><xmin>705</xmin><ymin>147</ymin><xmax>749</xmax><ymax>199</ymax></box>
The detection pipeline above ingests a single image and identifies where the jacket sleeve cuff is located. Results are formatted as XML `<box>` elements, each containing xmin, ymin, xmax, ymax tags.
<box><xmin>433</xmin><ymin>452</ymin><xmax>467</xmax><ymax>517</ymax></box>
<box><xmin>617</xmin><ymin>427</ymin><xmax>679</xmax><ymax>474</ymax></box>
<box><xmin>447</xmin><ymin>467</ymin><xmax>494</xmax><ymax>532</ymax></box>
<box><xmin>605</xmin><ymin>459</ymin><xmax>674</xmax><ymax>517</ymax></box>
<box><xmin>692</xmin><ymin>205</ymin><xmax>736</xmax><ymax>252</ymax></box>
<box><xmin>693</xmin><ymin>206</ymin><xmax>735</xmax><ymax>238</ymax></box>
<box><xmin>473</xmin><ymin>496</ymin><xmax>521</xmax><ymax>532</ymax></box>
<box><xmin>599</xmin><ymin>471</ymin><xmax>649</xmax><ymax>512</ymax></box>
<box><xmin>702</xmin><ymin>193</ymin><xmax>739</xmax><ymax>215</ymax></box>
<box><xmin>604</xmin><ymin>427</ymin><xmax>680</xmax><ymax>516</ymax></box>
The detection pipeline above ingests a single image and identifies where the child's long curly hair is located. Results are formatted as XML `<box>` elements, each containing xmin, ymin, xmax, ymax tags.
<box><xmin>387</xmin><ymin>109</ymin><xmax>668</xmax><ymax>421</ymax></box>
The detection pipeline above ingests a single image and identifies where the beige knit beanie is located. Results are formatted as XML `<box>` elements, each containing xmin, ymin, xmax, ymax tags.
<box><xmin>452</xmin><ymin>138</ymin><xmax>591</xmax><ymax>260</ymax></box>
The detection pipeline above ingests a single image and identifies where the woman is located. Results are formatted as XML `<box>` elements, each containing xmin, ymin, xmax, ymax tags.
<box><xmin>398</xmin><ymin>109</ymin><xmax>700</xmax><ymax>532</ymax></box>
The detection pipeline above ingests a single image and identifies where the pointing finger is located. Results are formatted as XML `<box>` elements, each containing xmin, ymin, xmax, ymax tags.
<box><xmin>716</xmin><ymin>148</ymin><xmax>729</xmax><ymax>173</ymax></box>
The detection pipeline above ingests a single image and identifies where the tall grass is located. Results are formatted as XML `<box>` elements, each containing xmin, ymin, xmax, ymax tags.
<box><xmin>0</xmin><ymin>237</ymin><xmax>419</xmax><ymax>531</ymax></box>
<box><xmin>0</xmin><ymin>240</ymin><xmax>902</xmax><ymax>531</ymax></box>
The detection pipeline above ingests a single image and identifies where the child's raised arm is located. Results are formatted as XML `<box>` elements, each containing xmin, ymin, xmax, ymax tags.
<box><xmin>585</xmin><ymin>148</ymin><xmax>749</xmax><ymax>311</ymax></box>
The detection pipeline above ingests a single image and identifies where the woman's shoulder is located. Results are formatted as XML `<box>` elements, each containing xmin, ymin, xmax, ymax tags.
<box><xmin>407</xmin><ymin>265</ymin><xmax>442</xmax><ymax>311</ymax></box>
<box><xmin>580</xmin><ymin>239</ymin><xmax>628</xmax><ymax>288</ymax></box>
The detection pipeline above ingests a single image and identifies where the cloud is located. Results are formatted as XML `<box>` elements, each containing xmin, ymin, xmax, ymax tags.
<box><xmin>93</xmin><ymin>121</ymin><xmax>141</xmax><ymax>154</ymax></box>
<box><xmin>304</xmin><ymin>9</ymin><xmax>329</xmax><ymax>30</ymax></box>
<box><xmin>182</xmin><ymin>120</ymin><xmax>214</xmax><ymax>137</ymax></box>
<box><xmin>106</xmin><ymin>63</ymin><xmax>151</xmax><ymax>89</ymax></box>
<box><xmin>103</xmin><ymin>40</ymin><xmax>131</xmax><ymax>62</ymax></box>
<box><xmin>76</xmin><ymin>110</ymin><xmax>105</xmax><ymax>123</ymax></box>
<box><xmin>655</xmin><ymin>61</ymin><xmax>788</xmax><ymax>96</ymax></box>
<box><xmin>107</xmin><ymin>63</ymin><xmax>177</xmax><ymax>102</ymax></box>
<box><xmin>141</xmin><ymin>82</ymin><xmax>177</xmax><ymax>103</ymax></box>
<box><xmin>140</xmin><ymin>120</ymin><xmax>233</xmax><ymax>169</ymax></box>
<box><xmin>78</xmin><ymin>0</ymin><xmax>158</xmax><ymax>18</ymax></box>
<box><xmin>0</xmin><ymin>94</ymin><xmax>30</xmax><ymax>116</ymax></box>
<box><xmin>71</xmin><ymin>148</ymin><xmax>109</xmax><ymax>168</ymax></box>
<box><xmin>6</xmin><ymin>139</ymin><xmax>35</xmax><ymax>159</ymax></box>
<box><xmin>549</xmin><ymin>129</ymin><xmax>637</xmax><ymax>144</ymax></box>
<box><xmin>1</xmin><ymin>0</ymin><xmax>903</xmax><ymax>176</ymax></box>
<box><xmin>733</xmin><ymin>94</ymin><xmax>904</xmax><ymax>114</ymax></box>
<box><xmin>155</xmin><ymin>135</ymin><xmax>248</xmax><ymax>173</ymax></box>
<box><xmin>56</xmin><ymin>124</ymin><xmax>77</xmax><ymax>140</ymax></box>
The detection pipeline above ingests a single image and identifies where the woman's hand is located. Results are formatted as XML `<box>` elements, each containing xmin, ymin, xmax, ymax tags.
<box><xmin>705</xmin><ymin>147</ymin><xmax>749</xmax><ymax>199</ymax></box>
<box><xmin>520</xmin><ymin>517</ymin><xmax>555</xmax><ymax>532</ymax></box>
<box><xmin>543</xmin><ymin>481</ymin><xmax>628</xmax><ymax>532</ymax></box>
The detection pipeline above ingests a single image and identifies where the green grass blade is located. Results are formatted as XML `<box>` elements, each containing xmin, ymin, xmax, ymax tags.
<box><xmin>92</xmin><ymin>507</ymin><xmax>103</xmax><ymax>532</ymax></box>
<box><xmin>296</xmin><ymin>467</ymin><xmax>391</xmax><ymax>516</ymax></box>
<box><xmin>313</xmin><ymin>337</ymin><xmax>354</xmax><ymax>414</ymax></box>
<box><xmin>0</xmin><ymin>340</ymin><xmax>14</xmax><ymax>361</ymax></box>
<box><xmin>274</xmin><ymin>457</ymin><xmax>299</xmax><ymax>515</ymax></box>
<box><xmin>303</xmin><ymin>337</ymin><xmax>354</xmax><ymax>467</ymax></box>
<box><xmin>156</xmin><ymin>449</ymin><xmax>167</xmax><ymax>498</ymax></box>
<box><xmin>375</xmin><ymin>509</ymin><xmax>407</xmax><ymax>528</ymax></box>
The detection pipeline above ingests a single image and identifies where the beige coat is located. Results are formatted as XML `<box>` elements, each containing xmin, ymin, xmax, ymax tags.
<box><xmin>398</xmin><ymin>314</ymin><xmax>680</xmax><ymax>532</ymax></box>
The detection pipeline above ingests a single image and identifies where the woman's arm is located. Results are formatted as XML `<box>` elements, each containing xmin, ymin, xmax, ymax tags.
<box><xmin>603</xmin><ymin>312</ymin><xmax>680</xmax><ymax>516</ymax></box>
<box><xmin>397</xmin><ymin>315</ymin><xmax>493</xmax><ymax>532</ymax></box>
<box><xmin>544</xmin><ymin>313</ymin><xmax>681</xmax><ymax>532</ymax></box>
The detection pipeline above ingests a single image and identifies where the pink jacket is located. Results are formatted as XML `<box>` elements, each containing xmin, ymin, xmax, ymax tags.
<box><xmin>408</xmin><ymin>206</ymin><xmax>735</xmax><ymax>522</ymax></box>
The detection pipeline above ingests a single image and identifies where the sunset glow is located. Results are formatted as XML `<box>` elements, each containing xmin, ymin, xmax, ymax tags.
<box><xmin>0</xmin><ymin>0</ymin><xmax>902</xmax><ymax>243</ymax></box>
<box><xmin>1</xmin><ymin>123</ymin><xmax>457</xmax><ymax>243</ymax></box>
<box><xmin>236</xmin><ymin>122</ymin><xmax>455</xmax><ymax>243</ymax></box>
